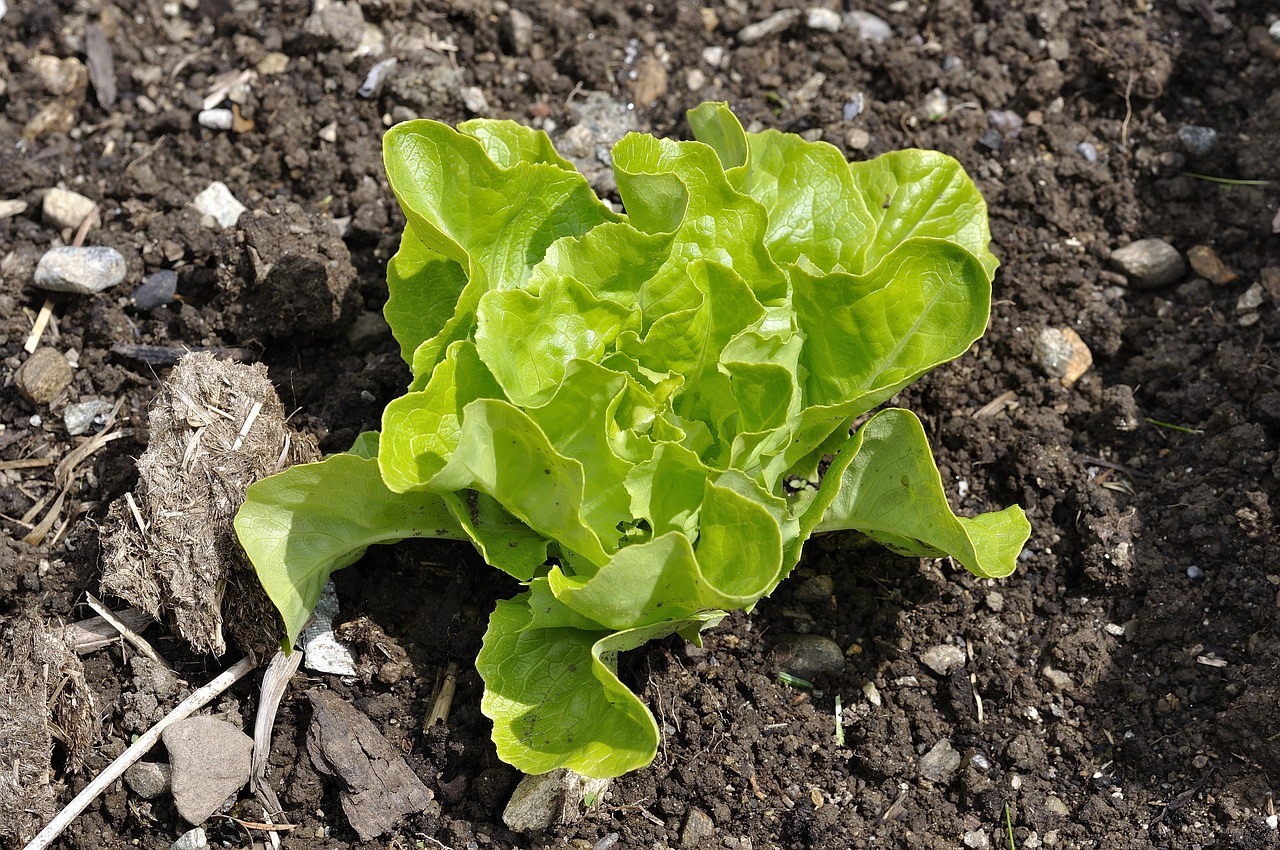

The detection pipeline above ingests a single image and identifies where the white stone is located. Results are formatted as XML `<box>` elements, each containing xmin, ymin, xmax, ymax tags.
<box><xmin>920</xmin><ymin>644</ymin><xmax>966</xmax><ymax>675</ymax></box>
<box><xmin>192</xmin><ymin>181</ymin><xmax>247</xmax><ymax>229</ymax></box>
<box><xmin>42</xmin><ymin>187</ymin><xmax>97</xmax><ymax>231</ymax></box>
<box><xmin>170</xmin><ymin>828</ymin><xmax>207</xmax><ymax>850</ymax></box>
<box><xmin>738</xmin><ymin>9</ymin><xmax>801</xmax><ymax>44</ymax></box>
<box><xmin>197</xmin><ymin>108</ymin><xmax>233</xmax><ymax>130</ymax></box>
<box><xmin>805</xmin><ymin>8</ymin><xmax>842</xmax><ymax>33</ymax></box>
<box><xmin>844</xmin><ymin>10</ymin><xmax>893</xmax><ymax>43</ymax></box>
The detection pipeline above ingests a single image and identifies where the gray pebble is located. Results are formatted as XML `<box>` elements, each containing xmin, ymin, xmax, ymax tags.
<box><xmin>163</xmin><ymin>716</ymin><xmax>253</xmax><ymax>824</ymax></box>
<box><xmin>63</xmin><ymin>398</ymin><xmax>114</xmax><ymax>435</ymax></box>
<box><xmin>34</xmin><ymin>245</ymin><xmax>127</xmax><ymax>294</ymax></box>
<box><xmin>777</xmin><ymin>634</ymin><xmax>845</xmax><ymax>679</ymax></box>
<box><xmin>844</xmin><ymin>10</ymin><xmax>893</xmax><ymax>43</ymax></box>
<box><xmin>680</xmin><ymin>807</ymin><xmax>716</xmax><ymax>848</ymax></box>
<box><xmin>792</xmin><ymin>574</ymin><xmax>834</xmax><ymax>605</ymax></box>
<box><xmin>42</xmin><ymin>187</ymin><xmax>96</xmax><ymax>231</ymax></box>
<box><xmin>191</xmin><ymin>181</ymin><xmax>247</xmax><ymax>229</ymax></box>
<box><xmin>170</xmin><ymin>827</ymin><xmax>207</xmax><ymax>850</ymax></box>
<box><xmin>962</xmin><ymin>830</ymin><xmax>990</xmax><ymax>849</ymax></box>
<box><xmin>503</xmin><ymin>769</ymin><xmax>569</xmax><ymax>832</ymax></box>
<box><xmin>124</xmin><ymin>761</ymin><xmax>172</xmax><ymax>800</ymax></box>
<box><xmin>1177</xmin><ymin>125</ymin><xmax>1218</xmax><ymax>157</ymax></box>
<box><xmin>918</xmin><ymin>737</ymin><xmax>961</xmax><ymax>783</ymax></box>
<box><xmin>805</xmin><ymin>8</ymin><xmax>842</xmax><ymax>33</ymax></box>
<box><xmin>15</xmin><ymin>348</ymin><xmax>73</xmax><ymax>406</ymax></box>
<box><xmin>501</xmin><ymin>8</ymin><xmax>534</xmax><ymax>55</ymax></box>
<box><xmin>738</xmin><ymin>9</ymin><xmax>801</xmax><ymax>44</ymax></box>
<box><xmin>920</xmin><ymin>644</ymin><xmax>966</xmax><ymax>675</ymax></box>
<box><xmin>131</xmin><ymin>269</ymin><xmax>177</xmax><ymax>311</ymax></box>
<box><xmin>1076</xmin><ymin>141</ymin><xmax>1098</xmax><ymax>162</ymax></box>
<box><xmin>1110</xmin><ymin>238</ymin><xmax>1186</xmax><ymax>289</ymax></box>
<box><xmin>1041</xmin><ymin>665</ymin><xmax>1073</xmax><ymax>692</ymax></box>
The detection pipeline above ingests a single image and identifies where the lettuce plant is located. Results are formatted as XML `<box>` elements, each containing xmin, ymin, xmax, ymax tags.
<box><xmin>234</xmin><ymin>103</ymin><xmax>1029</xmax><ymax>779</ymax></box>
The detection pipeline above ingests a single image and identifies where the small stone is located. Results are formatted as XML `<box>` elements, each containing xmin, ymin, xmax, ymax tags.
<box><xmin>1236</xmin><ymin>282</ymin><xmax>1265</xmax><ymax>313</ymax></box>
<box><xmin>845</xmin><ymin>128</ymin><xmax>871</xmax><ymax>150</ymax></box>
<box><xmin>923</xmin><ymin>88</ymin><xmax>949</xmax><ymax>121</ymax></box>
<box><xmin>776</xmin><ymin>634</ymin><xmax>845</xmax><ymax>679</ymax></box>
<box><xmin>963</xmin><ymin>830</ymin><xmax>991</xmax><ymax>849</ymax></box>
<box><xmin>681</xmin><ymin>807</ymin><xmax>716</xmax><ymax>848</ymax></box>
<box><xmin>1041</xmin><ymin>666</ymin><xmax>1073</xmax><ymax>692</ymax></box>
<box><xmin>0</xmin><ymin>198</ymin><xmax>27</xmax><ymax>219</ymax></box>
<box><xmin>255</xmin><ymin>52</ymin><xmax>289</xmax><ymax>75</ymax></box>
<box><xmin>919</xmin><ymin>738</ymin><xmax>962</xmax><ymax>783</ymax></box>
<box><xmin>197</xmin><ymin>108</ymin><xmax>234</xmax><ymax>130</ymax></box>
<box><xmin>124</xmin><ymin>761</ymin><xmax>172</xmax><ymax>800</ymax></box>
<box><xmin>63</xmin><ymin>399</ymin><xmax>114</xmax><ymax>436</ymax></box>
<box><xmin>844</xmin><ymin>10</ymin><xmax>893</xmax><ymax>43</ymax></box>
<box><xmin>1109</xmin><ymin>238</ymin><xmax>1185</xmax><ymax>289</ymax></box>
<box><xmin>862</xmin><ymin>680</ymin><xmax>882</xmax><ymax>707</ymax></box>
<box><xmin>503</xmin><ymin>769</ymin><xmax>570</xmax><ymax>832</ymax></box>
<box><xmin>1186</xmin><ymin>244</ymin><xmax>1236</xmax><ymax>285</ymax></box>
<box><xmin>15</xmin><ymin>348</ymin><xmax>74</xmax><ymax>406</ymax></box>
<box><xmin>686</xmin><ymin>68</ymin><xmax>707</xmax><ymax>92</ymax></box>
<box><xmin>31</xmin><ymin>55</ymin><xmax>88</xmax><ymax>97</ymax></box>
<box><xmin>737</xmin><ymin>9</ymin><xmax>801</xmax><ymax>44</ymax></box>
<box><xmin>1044</xmin><ymin>795</ymin><xmax>1071</xmax><ymax>817</ymax></box>
<box><xmin>192</xmin><ymin>181</ymin><xmax>247</xmax><ymax>229</ymax></box>
<box><xmin>501</xmin><ymin>8</ymin><xmax>534</xmax><ymax>56</ymax></box>
<box><xmin>1033</xmin><ymin>327</ymin><xmax>1093</xmax><ymax>387</ymax></box>
<box><xmin>1177</xmin><ymin>125</ymin><xmax>1218</xmax><ymax>157</ymax></box>
<box><xmin>131</xmin><ymin>269</ymin><xmax>177</xmax><ymax>311</ymax></box>
<box><xmin>163</xmin><ymin>716</ymin><xmax>253</xmax><ymax>824</ymax></box>
<box><xmin>461</xmin><ymin>86</ymin><xmax>490</xmax><ymax>115</ymax></box>
<box><xmin>34</xmin><ymin>246</ymin><xmax>127</xmax><ymax>294</ymax></box>
<box><xmin>985</xmin><ymin>591</ymin><xmax>1005</xmax><ymax>612</ymax></box>
<box><xmin>702</xmin><ymin>45</ymin><xmax>724</xmax><ymax>67</ymax></box>
<box><xmin>805</xmin><ymin>8</ymin><xmax>842</xmax><ymax>33</ymax></box>
<box><xmin>630</xmin><ymin>55</ymin><xmax>669</xmax><ymax>106</ymax></box>
<box><xmin>793</xmin><ymin>574</ymin><xmax>834</xmax><ymax>605</ymax></box>
<box><xmin>318</xmin><ymin>121</ymin><xmax>339</xmax><ymax>143</ymax></box>
<box><xmin>42</xmin><ymin>187</ymin><xmax>97</xmax><ymax>231</ymax></box>
<box><xmin>170</xmin><ymin>828</ymin><xmax>207</xmax><ymax>850</ymax></box>
<box><xmin>920</xmin><ymin>644</ymin><xmax>966</xmax><ymax>675</ymax></box>
<box><xmin>358</xmin><ymin>58</ymin><xmax>397</xmax><ymax>98</ymax></box>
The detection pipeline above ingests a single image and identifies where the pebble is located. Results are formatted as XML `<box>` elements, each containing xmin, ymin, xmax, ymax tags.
<box><xmin>1109</xmin><ymin>238</ymin><xmax>1186</xmax><ymax>289</ymax></box>
<box><xmin>192</xmin><ymin>181</ymin><xmax>247</xmax><ymax>229</ymax></box>
<box><xmin>1044</xmin><ymin>795</ymin><xmax>1071</xmax><ymax>817</ymax></box>
<box><xmin>1271</xmin><ymin>20</ymin><xmax>1280</xmax><ymax>43</ymax></box>
<box><xmin>805</xmin><ymin>8</ymin><xmax>842</xmax><ymax>33</ymax></box>
<box><xmin>1177</xmin><ymin>125</ymin><xmax>1218</xmax><ymax>157</ymax></box>
<box><xmin>131</xmin><ymin>269</ymin><xmax>178</xmax><ymax>311</ymax></box>
<box><xmin>777</xmin><ymin>634</ymin><xmax>845</xmax><ymax>679</ymax></box>
<box><xmin>737</xmin><ymin>9</ymin><xmax>801</xmax><ymax>44</ymax></box>
<box><xmin>985</xmin><ymin>591</ymin><xmax>1005</xmax><ymax>612</ymax></box>
<box><xmin>681</xmin><ymin>807</ymin><xmax>716</xmax><ymax>848</ymax></box>
<box><xmin>170</xmin><ymin>828</ymin><xmax>207</xmax><ymax>850</ymax></box>
<box><xmin>923</xmin><ymin>88</ymin><xmax>949</xmax><ymax>121</ymax></box>
<box><xmin>862</xmin><ymin>680</ymin><xmax>882</xmax><ymax>707</ymax></box>
<box><xmin>686</xmin><ymin>68</ymin><xmax>707</xmax><ymax>92</ymax></box>
<box><xmin>963</xmin><ymin>830</ymin><xmax>991</xmax><ymax>849</ymax></box>
<box><xmin>503</xmin><ymin>769</ymin><xmax>570</xmax><ymax>832</ymax></box>
<box><xmin>124</xmin><ymin>761</ymin><xmax>172</xmax><ymax>800</ymax></box>
<box><xmin>792</xmin><ymin>574</ymin><xmax>834</xmax><ymax>605</ymax></box>
<box><xmin>462</xmin><ymin>85</ymin><xmax>490</xmax><ymax>115</ymax></box>
<box><xmin>702</xmin><ymin>45</ymin><xmax>725</xmax><ymax>67</ymax></box>
<box><xmin>845</xmin><ymin>128</ymin><xmax>870</xmax><ymax>150</ymax></box>
<box><xmin>63</xmin><ymin>399</ymin><xmax>114</xmax><ymax>436</ymax></box>
<box><xmin>302</xmin><ymin>581</ymin><xmax>357</xmax><ymax>676</ymax></box>
<box><xmin>1236</xmin><ymin>281</ymin><xmax>1265</xmax><ymax>315</ymax></box>
<box><xmin>1186</xmin><ymin>244</ymin><xmax>1236</xmax><ymax>285</ymax></box>
<box><xmin>34</xmin><ymin>245</ymin><xmax>127</xmax><ymax>294</ymax></box>
<box><xmin>42</xmin><ymin>187</ymin><xmax>96</xmax><ymax>231</ymax></box>
<box><xmin>197</xmin><ymin>108</ymin><xmax>233</xmax><ymax>130</ymax></box>
<box><xmin>358</xmin><ymin>57</ymin><xmax>398</xmax><ymax>98</ymax></box>
<box><xmin>1033</xmin><ymin>327</ymin><xmax>1093</xmax><ymax>387</ymax></box>
<box><xmin>844</xmin><ymin>10</ymin><xmax>893</xmax><ymax>43</ymax></box>
<box><xmin>501</xmin><ymin>8</ymin><xmax>534</xmax><ymax>56</ymax></box>
<box><xmin>16</xmin><ymin>348</ymin><xmax>74</xmax><ymax>406</ymax></box>
<box><xmin>31</xmin><ymin>55</ymin><xmax>88</xmax><ymax>97</ymax></box>
<box><xmin>0</xmin><ymin>198</ymin><xmax>27</xmax><ymax>219</ymax></box>
<box><xmin>918</xmin><ymin>738</ymin><xmax>962</xmax><ymax>783</ymax></box>
<box><xmin>920</xmin><ymin>644</ymin><xmax>966</xmax><ymax>675</ymax></box>
<box><xmin>1041</xmin><ymin>666</ymin><xmax>1073</xmax><ymax>692</ymax></box>
<box><xmin>163</xmin><ymin>716</ymin><xmax>253</xmax><ymax>824</ymax></box>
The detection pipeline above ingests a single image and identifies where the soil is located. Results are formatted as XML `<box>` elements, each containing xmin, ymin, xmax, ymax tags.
<box><xmin>2</xmin><ymin>1</ymin><xmax>1279</xmax><ymax>849</ymax></box>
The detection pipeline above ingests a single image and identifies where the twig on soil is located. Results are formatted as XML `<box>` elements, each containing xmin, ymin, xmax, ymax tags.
<box><xmin>0</xmin><ymin>458</ymin><xmax>53</xmax><ymax>471</ymax></box>
<box><xmin>971</xmin><ymin>390</ymin><xmax>1018</xmax><ymax>418</ymax></box>
<box><xmin>233</xmin><ymin>400</ymin><xmax>263</xmax><ymax>451</ymax></box>
<box><xmin>877</xmin><ymin>787</ymin><xmax>909</xmax><ymax>823</ymax></box>
<box><xmin>425</xmin><ymin>661</ymin><xmax>459</xmax><ymax>728</ymax></box>
<box><xmin>83</xmin><ymin>593</ymin><xmax>171</xmax><ymax>669</ymax></box>
<box><xmin>23</xmin><ymin>300</ymin><xmax>55</xmax><ymax>354</ymax></box>
<box><xmin>20</xmin><ymin>655</ymin><xmax>257</xmax><ymax>850</ymax></box>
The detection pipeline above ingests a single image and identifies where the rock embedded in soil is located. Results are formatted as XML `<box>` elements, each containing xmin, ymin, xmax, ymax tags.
<box><xmin>844</xmin><ymin>10</ymin><xmax>893</xmax><ymax>43</ymax></box>
<box><xmin>130</xmin><ymin>269</ymin><xmax>178</xmax><ymax>311</ymax></box>
<box><xmin>918</xmin><ymin>737</ymin><xmax>962</xmax><ymax>783</ymax></box>
<box><xmin>34</xmin><ymin>245</ymin><xmax>127</xmax><ymax>294</ymax></box>
<box><xmin>123</xmin><ymin>760</ymin><xmax>171</xmax><ymax>799</ymax></box>
<box><xmin>192</xmin><ymin>181</ymin><xmax>247</xmax><ymax>229</ymax></box>
<box><xmin>163</xmin><ymin>715</ymin><xmax>253</xmax><ymax>824</ymax></box>
<box><xmin>775</xmin><ymin>634</ymin><xmax>845</xmax><ymax>679</ymax></box>
<box><xmin>63</xmin><ymin>398</ymin><xmax>114</xmax><ymax>435</ymax></box>
<box><xmin>737</xmin><ymin>9</ymin><xmax>801</xmax><ymax>44</ymax></box>
<box><xmin>1187</xmin><ymin>244</ymin><xmax>1237</xmax><ymax>285</ymax></box>
<box><xmin>170</xmin><ymin>827</ymin><xmax>208</xmax><ymax>850</ymax></box>
<box><xmin>806</xmin><ymin>8</ymin><xmax>842</xmax><ymax>33</ymax></box>
<box><xmin>42</xmin><ymin>186</ymin><xmax>97</xmax><ymax>231</ymax></box>
<box><xmin>15</xmin><ymin>348</ymin><xmax>74</xmax><ymax>406</ymax></box>
<box><xmin>1033</xmin><ymin>326</ymin><xmax>1093</xmax><ymax>386</ymax></box>
<box><xmin>681</xmin><ymin>807</ymin><xmax>717</xmax><ymax>848</ymax></box>
<box><xmin>920</xmin><ymin>644</ymin><xmax>966</xmax><ymax>675</ymax></box>
<box><xmin>1109</xmin><ymin>238</ymin><xmax>1186</xmax><ymax>289</ymax></box>
<box><xmin>501</xmin><ymin>8</ymin><xmax>534</xmax><ymax>56</ymax></box>
<box><xmin>1177</xmin><ymin>125</ymin><xmax>1218</xmax><ymax>157</ymax></box>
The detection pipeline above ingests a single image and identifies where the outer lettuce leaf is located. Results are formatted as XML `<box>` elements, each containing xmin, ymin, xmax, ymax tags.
<box><xmin>234</xmin><ymin>451</ymin><xmax>467</xmax><ymax>647</ymax></box>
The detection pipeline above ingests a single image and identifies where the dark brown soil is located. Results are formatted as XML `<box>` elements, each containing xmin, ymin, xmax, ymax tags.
<box><xmin>2</xmin><ymin>1</ymin><xmax>1278</xmax><ymax>849</ymax></box>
